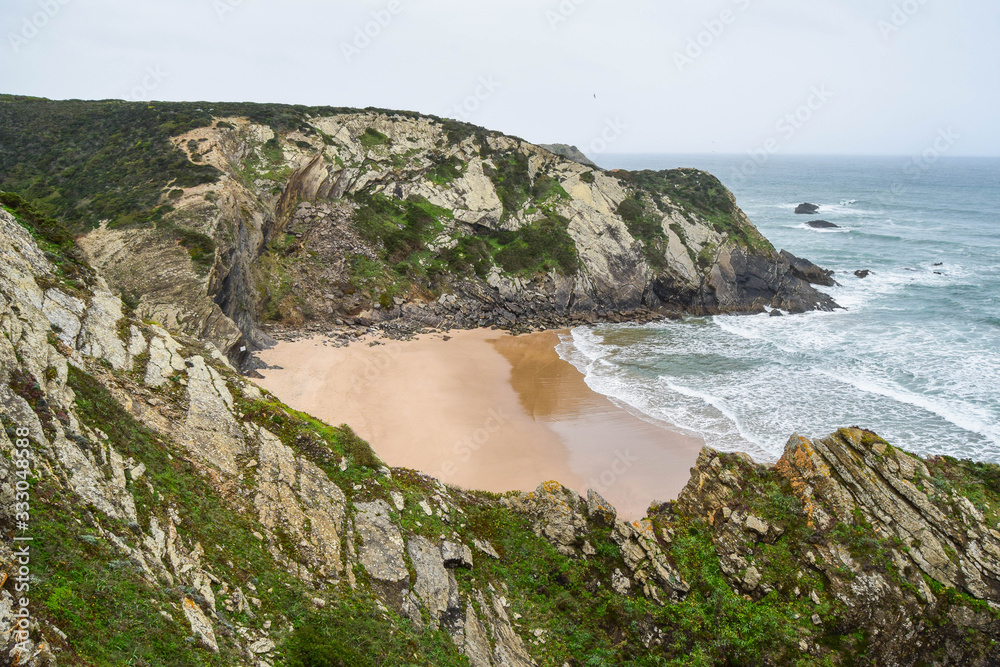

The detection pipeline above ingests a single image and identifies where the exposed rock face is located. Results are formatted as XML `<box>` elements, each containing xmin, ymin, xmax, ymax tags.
<box><xmin>2</xmin><ymin>204</ymin><xmax>998</xmax><ymax>665</ymax></box>
<box><xmin>795</xmin><ymin>203</ymin><xmax>820</xmax><ymax>214</ymax></box>
<box><xmin>780</xmin><ymin>249</ymin><xmax>839</xmax><ymax>287</ymax></box>
<box><xmin>671</xmin><ymin>428</ymin><xmax>1000</xmax><ymax>665</ymax></box>
<box><xmin>502</xmin><ymin>481</ymin><xmax>590</xmax><ymax>556</ymax></box>
<box><xmin>539</xmin><ymin>143</ymin><xmax>599</xmax><ymax>168</ymax></box>
<box><xmin>504</xmin><ymin>483</ymin><xmax>690</xmax><ymax>604</ymax></box>
<box><xmin>408</xmin><ymin>535</ymin><xmax>460</xmax><ymax>627</ymax></box>
<box><xmin>48</xmin><ymin>107</ymin><xmax>838</xmax><ymax>363</ymax></box>
<box><xmin>354</xmin><ymin>500</ymin><xmax>410</xmax><ymax>602</ymax></box>
<box><xmin>778</xmin><ymin>430</ymin><xmax>1000</xmax><ymax>601</ymax></box>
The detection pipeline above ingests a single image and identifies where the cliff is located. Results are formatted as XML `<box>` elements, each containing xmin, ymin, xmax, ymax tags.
<box><xmin>0</xmin><ymin>97</ymin><xmax>835</xmax><ymax>366</ymax></box>
<box><xmin>1</xmin><ymin>192</ymin><xmax>999</xmax><ymax>665</ymax></box>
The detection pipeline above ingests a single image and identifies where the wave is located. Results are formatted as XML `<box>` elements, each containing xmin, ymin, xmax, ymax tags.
<box><xmin>791</xmin><ymin>223</ymin><xmax>852</xmax><ymax>233</ymax></box>
<box><xmin>659</xmin><ymin>379</ymin><xmax>772</xmax><ymax>457</ymax></box>
<box><xmin>815</xmin><ymin>369</ymin><xmax>1000</xmax><ymax>447</ymax></box>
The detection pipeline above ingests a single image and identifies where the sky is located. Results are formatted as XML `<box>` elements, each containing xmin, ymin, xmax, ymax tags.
<box><xmin>2</xmin><ymin>0</ymin><xmax>998</xmax><ymax>157</ymax></box>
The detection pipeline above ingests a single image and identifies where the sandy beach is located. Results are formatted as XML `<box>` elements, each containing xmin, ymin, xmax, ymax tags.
<box><xmin>254</xmin><ymin>329</ymin><xmax>704</xmax><ymax>519</ymax></box>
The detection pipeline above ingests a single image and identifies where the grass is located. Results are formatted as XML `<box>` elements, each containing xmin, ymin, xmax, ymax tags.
<box><xmin>283</xmin><ymin>598</ymin><xmax>464</xmax><ymax>667</ymax></box>
<box><xmin>31</xmin><ymin>490</ymin><xmax>230</xmax><ymax>666</ymax></box>
<box><xmin>360</xmin><ymin>127</ymin><xmax>390</xmax><ymax>149</ymax></box>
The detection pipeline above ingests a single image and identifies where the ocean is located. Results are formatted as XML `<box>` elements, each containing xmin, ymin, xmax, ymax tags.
<box><xmin>557</xmin><ymin>154</ymin><xmax>1000</xmax><ymax>463</ymax></box>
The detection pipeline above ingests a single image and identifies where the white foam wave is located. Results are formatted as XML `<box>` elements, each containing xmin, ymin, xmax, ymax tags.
<box><xmin>661</xmin><ymin>379</ymin><xmax>771</xmax><ymax>456</ymax></box>
<box><xmin>816</xmin><ymin>369</ymin><xmax>1000</xmax><ymax>447</ymax></box>
<box><xmin>792</xmin><ymin>223</ymin><xmax>852</xmax><ymax>233</ymax></box>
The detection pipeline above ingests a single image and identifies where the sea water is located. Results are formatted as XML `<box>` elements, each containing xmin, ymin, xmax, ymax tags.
<box><xmin>557</xmin><ymin>155</ymin><xmax>1000</xmax><ymax>462</ymax></box>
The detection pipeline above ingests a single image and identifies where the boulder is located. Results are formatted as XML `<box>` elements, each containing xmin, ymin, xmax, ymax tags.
<box><xmin>441</xmin><ymin>540</ymin><xmax>474</xmax><ymax>569</ymax></box>
<box><xmin>806</xmin><ymin>220</ymin><xmax>838</xmax><ymax>229</ymax></box>
<box><xmin>854</xmin><ymin>269</ymin><xmax>871</xmax><ymax>279</ymax></box>
<box><xmin>795</xmin><ymin>203</ymin><xmax>820</xmax><ymax>214</ymax></box>
<box><xmin>354</xmin><ymin>501</ymin><xmax>409</xmax><ymax>602</ymax></box>
<box><xmin>780</xmin><ymin>250</ymin><xmax>838</xmax><ymax>287</ymax></box>
<box><xmin>501</xmin><ymin>481</ymin><xmax>588</xmax><ymax>556</ymax></box>
<box><xmin>586</xmin><ymin>488</ymin><xmax>617</xmax><ymax>525</ymax></box>
<box><xmin>408</xmin><ymin>536</ymin><xmax>457</xmax><ymax>625</ymax></box>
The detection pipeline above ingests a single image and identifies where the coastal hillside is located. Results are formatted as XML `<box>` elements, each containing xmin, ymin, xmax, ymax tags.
<box><xmin>0</xmin><ymin>96</ymin><xmax>835</xmax><ymax>363</ymax></box>
<box><xmin>2</xmin><ymin>191</ymin><xmax>1000</xmax><ymax>665</ymax></box>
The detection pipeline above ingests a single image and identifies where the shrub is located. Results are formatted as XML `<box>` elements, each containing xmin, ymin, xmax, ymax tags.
<box><xmin>360</xmin><ymin>127</ymin><xmax>389</xmax><ymax>149</ymax></box>
<box><xmin>337</xmin><ymin>424</ymin><xmax>383</xmax><ymax>469</ymax></box>
<box><xmin>492</xmin><ymin>210</ymin><xmax>578</xmax><ymax>276</ymax></box>
<box><xmin>427</xmin><ymin>154</ymin><xmax>466</xmax><ymax>185</ymax></box>
<box><xmin>172</xmin><ymin>227</ymin><xmax>216</xmax><ymax>268</ymax></box>
<box><xmin>532</xmin><ymin>174</ymin><xmax>570</xmax><ymax>201</ymax></box>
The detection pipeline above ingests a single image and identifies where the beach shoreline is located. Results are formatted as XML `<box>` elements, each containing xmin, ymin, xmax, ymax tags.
<box><xmin>253</xmin><ymin>328</ymin><xmax>704</xmax><ymax>519</ymax></box>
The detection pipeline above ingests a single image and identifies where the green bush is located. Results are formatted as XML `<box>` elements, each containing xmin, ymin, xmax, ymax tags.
<box><xmin>531</xmin><ymin>174</ymin><xmax>570</xmax><ymax>202</ymax></box>
<box><xmin>0</xmin><ymin>96</ymin><xmax>222</xmax><ymax>229</ymax></box>
<box><xmin>172</xmin><ymin>226</ymin><xmax>217</xmax><ymax>268</ymax></box>
<box><xmin>441</xmin><ymin>236</ymin><xmax>493</xmax><ymax>278</ymax></box>
<box><xmin>616</xmin><ymin>196</ymin><xmax>669</xmax><ymax>269</ymax></box>
<box><xmin>427</xmin><ymin>154</ymin><xmax>466</xmax><ymax>185</ymax></box>
<box><xmin>337</xmin><ymin>424</ymin><xmax>382</xmax><ymax>469</ymax></box>
<box><xmin>492</xmin><ymin>211</ymin><xmax>578</xmax><ymax>276</ymax></box>
<box><xmin>484</xmin><ymin>150</ymin><xmax>531</xmax><ymax>218</ymax></box>
<box><xmin>360</xmin><ymin>127</ymin><xmax>389</xmax><ymax>149</ymax></box>
<box><xmin>262</xmin><ymin>136</ymin><xmax>284</xmax><ymax>164</ymax></box>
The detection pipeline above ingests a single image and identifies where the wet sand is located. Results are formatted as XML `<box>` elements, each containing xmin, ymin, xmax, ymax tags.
<box><xmin>254</xmin><ymin>329</ymin><xmax>704</xmax><ymax>519</ymax></box>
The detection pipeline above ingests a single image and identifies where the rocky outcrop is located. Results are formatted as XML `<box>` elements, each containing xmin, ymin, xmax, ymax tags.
<box><xmin>795</xmin><ymin>203</ymin><xmax>820</xmax><ymax>214</ymax></box>
<box><xmin>806</xmin><ymin>219</ymin><xmax>838</xmax><ymax>228</ymax></box>
<box><xmin>20</xmin><ymin>103</ymin><xmax>838</xmax><ymax>362</ymax></box>
<box><xmin>780</xmin><ymin>249</ymin><xmax>839</xmax><ymax>287</ymax></box>
<box><xmin>3</xmin><ymin>203</ymin><xmax>998</xmax><ymax>666</ymax></box>
<box><xmin>670</xmin><ymin>428</ymin><xmax>1000</xmax><ymax>665</ymax></box>
<box><xmin>539</xmin><ymin>143</ymin><xmax>599</xmax><ymax>168</ymax></box>
<box><xmin>503</xmin><ymin>482</ymin><xmax>690</xmax><ymax>603</ymax></box>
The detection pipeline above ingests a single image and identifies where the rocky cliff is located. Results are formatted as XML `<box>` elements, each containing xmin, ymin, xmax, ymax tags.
<box><xmin>0</xmin><ymin>97</ymin><xmax>835</xmax><ymax>366</ymax></box>
<box><xmin>2</xmin><ymin>191</ymin><xmax>999</xmax><ymax>665</ymax></box>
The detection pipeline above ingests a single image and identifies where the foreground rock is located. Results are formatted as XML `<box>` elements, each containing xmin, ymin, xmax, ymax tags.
<box><xmin>1</xmin><ymin>205</ymin><xmax>997</xmax><ymax>665</ymax></box>
<box><xmin>671</xmin><ymin>427</ymin><xmax>1000</xmax><ymax>665</ymax></box>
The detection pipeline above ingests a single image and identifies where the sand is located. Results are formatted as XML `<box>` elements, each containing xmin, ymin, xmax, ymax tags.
<box><xmin>253</xmin><ymin>329</ymin><xmax>704</xmax><ymax>519</ymax></box>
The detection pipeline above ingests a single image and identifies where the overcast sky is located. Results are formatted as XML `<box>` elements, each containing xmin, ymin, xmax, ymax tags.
<box><xmin>2</xmin><ymin>0</ymin><xmax>998</xmax><ymax>156</ymax></box>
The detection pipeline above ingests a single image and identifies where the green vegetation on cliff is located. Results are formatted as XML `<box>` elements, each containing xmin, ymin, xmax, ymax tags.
<box><xmin>618</xmin><ymin>169</ymin><xmax>772</xmax><ymax>251</ymax></box>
